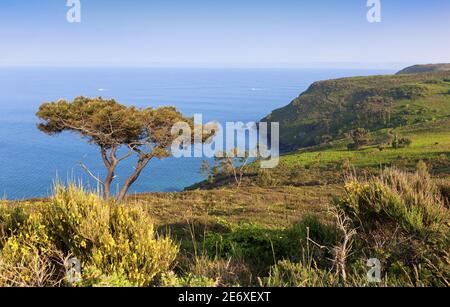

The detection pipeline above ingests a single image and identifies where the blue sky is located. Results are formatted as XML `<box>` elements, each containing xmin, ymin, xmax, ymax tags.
<box><xmin>0</xmin><ymin>0</ymin><xmax>449</xmax><ymax>68</ymax></box>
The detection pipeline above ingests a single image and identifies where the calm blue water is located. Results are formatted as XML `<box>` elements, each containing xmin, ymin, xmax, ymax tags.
<box><xmin>0</xmin><ymin>68</ymin><xmax>394</xmax><ymax>199</ymax></box>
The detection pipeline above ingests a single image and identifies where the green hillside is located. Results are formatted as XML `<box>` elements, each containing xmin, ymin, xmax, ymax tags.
<box><xmin>397</xmin><ymin>63</ymin><xmax>450</xmax><ymax>75</ymax></box>
<box><xmin>262</xmin><ymin>71</ymin><xmax>450</xmax><ymax>150</ymax></box>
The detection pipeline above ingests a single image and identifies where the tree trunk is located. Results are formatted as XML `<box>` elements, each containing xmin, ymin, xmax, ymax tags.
<box><xmin>101</xmin><ymin>146</ymin><xmax>118</xmax><ymax>201</ymax></box>
<box><xmin>115</xmin><ymin>156</ymin><xmax>151</xmax><ymax>203</ymax></box>
<box><xmin>103</xmin><ymin>163</ymin><xmax>117</xmax><ymax>200</ymax></box>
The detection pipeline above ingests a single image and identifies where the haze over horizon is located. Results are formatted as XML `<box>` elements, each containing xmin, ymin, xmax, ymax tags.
<box><xmin>1</xmin><ymin>0</ymin><xmax>449</xmax><ymax>68</ymax></box>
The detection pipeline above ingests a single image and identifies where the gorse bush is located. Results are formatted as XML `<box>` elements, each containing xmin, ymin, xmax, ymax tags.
<box><xmin>338</xmin><ymin>168</ymin><xmax>449</xmax><ymax>236</ymax></box>
<box><xmin>92</xmin><ymin>205</ymin><xmax>178</xmax><ymax>286</ymax></box>
<box><xmin>335</xmin><ymin>168</ymin><xmax>450</xmax><ymax>286</ymax></box>
<box><xmin>0</xmin><ymin>212</ymin><xmax>66</xmax><ymax>287</ymax></box>
<box><xmin>46</xmin><ymin>184</ymin><xmax>179</xmax><ymax>286</ymax></box>
<box><xmin>45</xmin><ymin>185</ymin><xmax>111</xmax><ymax>259</ymax></box>
<box><xmin>0</xmin><ymin>205</ymin><xmax>28</xmax><ymax>248</ymax></box>
<box><xmin>0</xmin><ymin>184</ymin><xmax>179</xmax><ymax>287</ymax></box>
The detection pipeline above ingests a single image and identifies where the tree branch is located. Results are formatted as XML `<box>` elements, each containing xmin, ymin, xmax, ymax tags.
<box><xmin>100</xmin><ymin>147</ymin><xmax>111</xmax><ymax>168</ymax></box>
<box><xmin>117</xmin><ymin>145</ymin><xmax>137</xmax><ymax>162</ymax></box>
<box><xmin>79</xmin><ymin>162</ymin><xmax>104</xmax><ymax>186</ymax></box>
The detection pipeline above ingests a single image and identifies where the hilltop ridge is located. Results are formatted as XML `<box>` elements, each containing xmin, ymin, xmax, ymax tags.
<box><xmin>397</xmin><ymin>63</ymin><xmax>450</xmax><ymax>75</ymax></box>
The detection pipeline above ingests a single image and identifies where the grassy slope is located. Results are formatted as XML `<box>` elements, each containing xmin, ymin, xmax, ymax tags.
<box><xmin>263</xmin><ymin>71</ymin><xmax>450</xmax><ymax>149</ymax></box>
<box><xmin>282</xmin><ymin>118</ymin><xmax>450</xmax><ymax>174</ymax></box>
<box><xmin>132</xmin><ymin>185</ymin><xmax>338</xmax><ymax>228</ymax></box>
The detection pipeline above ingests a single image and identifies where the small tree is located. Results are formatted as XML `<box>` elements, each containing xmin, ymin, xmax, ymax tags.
<box><xmin>37</xmin><ymin>96</ymin><xmax>207</xmax><ymax>203</ymax></box>
<box><xmin>392</xmin><ymin>134</ymin><xmax>412</xmax><ymax>149</ymax></box>
<box><xmin>202</xmin><ymin>148</ymin><xmax>253</xmax><ymax>189</ymax></box>
<box><xmin>348</xmin><ymin>128</ymin><xmax>370</xmax><ymax>150</ymax></box>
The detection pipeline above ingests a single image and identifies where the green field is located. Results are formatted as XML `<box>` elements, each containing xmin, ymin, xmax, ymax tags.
<box><xmin>282</xmin><ymin>119</ymin><xmax>450</xmax><ymax>173</ymax></box>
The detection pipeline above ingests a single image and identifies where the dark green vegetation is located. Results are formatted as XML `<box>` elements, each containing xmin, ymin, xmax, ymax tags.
<box><xmin>1</xmin><ymin>67</ymin><xmax>449</xmax><ymax>287</ymax></box>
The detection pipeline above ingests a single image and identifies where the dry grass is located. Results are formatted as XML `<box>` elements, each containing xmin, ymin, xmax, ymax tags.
<box><xmin>127</xmin><ymin>185</ymin><xmax>340</xmax><ymax>229</ymax></box>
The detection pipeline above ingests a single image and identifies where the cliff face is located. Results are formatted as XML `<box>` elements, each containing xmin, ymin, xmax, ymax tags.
<box><xmin>262</xmin><ymin>69</ymin><xmax>450</xmax><ymax>150</ymax></box>
<box><xmin>396</xmin><ymin>64</ymin><xmax>450</xmax><ymax>75</ymax></box>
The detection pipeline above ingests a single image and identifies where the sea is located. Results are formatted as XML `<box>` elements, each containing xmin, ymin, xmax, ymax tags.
<box><xmin>0</xmin><ymin>67</ymin><xmax>394</xmax><ymax>199</ymax></box>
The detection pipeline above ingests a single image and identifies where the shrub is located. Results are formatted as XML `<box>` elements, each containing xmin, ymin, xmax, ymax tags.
<box><xmin>399</xmin><ymin>137</ymin><xmax>412</xmax><ymax>148</ymax></box>
<box><xmin>186</xmin><ymin>256</ymin><xmax>252</xmax><ymax>287</ymax></box>
<box><xmin>335</xmin><ymin>168</ymin><xmax>450</xmax><ymax>286</ymax></box>
<box><xmin>348</xmin><ymin>128</ymin><xmax>370</xmax><ymax>150</ymax></box>
<box><xmin>0</xmin><ymin>205</ymin><xmax>29</xmax><ymax>248</ymax></box>
<box><xmin>338</xmin><ymin>159</ymin><xmax>351</xmax><ymax>171</ymax></box>
<box><xmin>0</xmin><ymin>185</ymin><xmax>180</xmax><ymax>287</ymax></box>
<box><xmin>43</xmin><ymin>184</ymin><xmax>179</xmax><ymax>286</ymax></box>
<box><xmin>392</xmin><ymin>135</ymin><xmax>412</xmax><ymax>149</ymax></box>
<box><xmin>44</xmin><ymin>185</ymin><xmax>111</xmax><ymax>259</ymax></box>
<box><xmin>339</xmin><ymin>168</ymin><xmax>448</xmax><ymax>236</ymax></box>
<box><xmin>0</xmin><ymin>213</ymin><xmax>66</xmax><ymax>287</ymax></box>
<box><xmin>416</xmin><ymin>160</ymin><xmax>429</xmax><ymax>175</ymax></box>
<box><xmin>204</xmin><ymin>216</ymin><xmax>337</xmax><ymax>272</ymax></box>
<box><xmin>392</xmin><ymin>138</ymin><xmax>412</xmax><ymax>149</ymax></box>
<box><xmin>160</xmin><ymin>271</ymin><xmax>218</xmax><ymax>287</ymax></box>
<box><xmin>256</xmin><ymin>169</ymin><xmax>280</xmax><ymax>187</ymax></box>
<box><xmin>91</xmin><ymin>205</ymin><xmax>178</xmax><ymax>286</ymax></box>
<box><xmin>264</xmin><ymin>260</ymin><xmax>338</xmax><ymax>287</ymax></box>
<box><xmin>75</xmin><ymin>265</ymin><xmax>135</xmax><ymax>287</ymax></box>
<box><xmin>389</xmin><ymin>85</ymin><xmax>428</xmax><ymax>100</ymax></box>
<box><xmin>204</xmin><ymin>224</ymin><xmax>282</xmax><ymax>269</ymax></box>
<box><xmin>285</xmin><ymin>216</ymin><xmax>338</xmax><ymax>265</ymax></box>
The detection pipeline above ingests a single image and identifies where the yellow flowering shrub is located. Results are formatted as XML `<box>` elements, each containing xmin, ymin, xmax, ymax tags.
<box><xmin>74</xmin><ymin>265</ymin><xmax>135</xmax><ymax>287</ymax></box>
<box><xmin>44</xmin><ymin>184</ymin><xmax>179</xmax><ymax>286</ymax></box>
<box><xmin>160</xmin><ymin>271</ymin><xmax>218</xmax><ymax>287</ymax></box>
<box><xmin>89</xmin><ymin>205</ymin><xmax>179</xmax><ymax>286</ymax></box>
<box><xmin>44</xmin><ymin>184</ymin><xmax>111</xmax><ymax>258</ymax></box>
<box><xmin>0</xmin><ymin>213</ymin><xmax>65</xmax><ymax>287</ymax></box>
